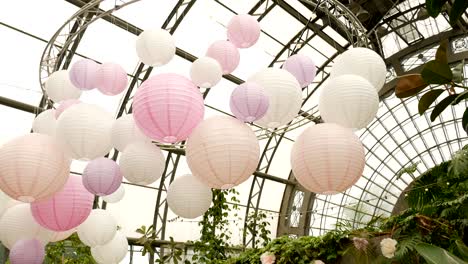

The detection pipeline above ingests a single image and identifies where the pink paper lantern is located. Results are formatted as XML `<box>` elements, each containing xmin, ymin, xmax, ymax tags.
<box><xmin>132</xmin><ymin>73</ymin><xmax>205</xmax><ymax>143</ymax></box>
<box><xmin>95</xmin><ymin>62</ymin><xmax>128</xmax><ymax>95</ymax></box>
<box><xmin>230</xmin><ymin>82</ymin><xmax>269</xmax><ymax>122</ymax></box>
<box><xmin>69</xmin><ymin>59</ymin><xmax>99</xmax><ymax>90</ymax></box>
<box><xmin>82</xmin><ymin>158</ymin><xmax>122</xmax><ymax>196</ymax></box>
<box><xmin>55</xmin><ymin>99</ymin><xmax>81</xmax><ymax>118</ymax></box>
<box><xmin>31</xmin><ymin>174</ymin><xmax>94</xmax><ymax>231</ymax></box>
<box><xmin>282</xmin><ymin>54</ymin><xmax>317</xmax><ymax>87</ymax></box>
<box><xmin>9</xmin><ymin>239</ymin><xmax>45</xmax><ymax>264</ymax></box>
<box><xmin>227</xmin><ymin>14</ymin><xmax>261</xmax><ymax>48</ymax></box>
<box><xmin>291</xmin><ymin>123</ymin><xmax>365</xmax><ymax>195</ymax></box>
<box><xmin>206</xmin><ymin>40</ymin><xmax>240</xmax><ymax>74</ymax></box>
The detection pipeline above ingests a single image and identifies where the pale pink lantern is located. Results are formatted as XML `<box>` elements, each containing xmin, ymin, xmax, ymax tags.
<box><xmin>132</xmin><ymin>73</ymin><xmax>205</xmax><ymax>143</ymax></box>
<box><xmin>9</xmin><ymin>239</ymin><xmax>45</xmax><ymax>264</ymax></box>
<box><xmin>290</xmin><ymin>123</ymin><xmax>365</xmax><ymax>195</ymax></box>
<box><xmin>69</xmin><ymin>59</ymin><xmax>99</xmax><ymax>90</ymax></box>
<box><xmin>31</xmin><ymin>174</ymin><xmax>94</xmax><ymax>231</ymax></box>
<box><xmin>82</xmin><ymin>158</ymin><xmax>122</xmax><ymax>196</ymax></box>
<box><xmin>206</xmin><ymin>40</ymin><xmax>240</xmax><ymax>74</ymax></box>
<box><xmin>55</xmin><ymin>99</ymin><xmax>81</xmax><ymax>118</ymax></box>
<box><xmin>227</xmin><ymin>14</ymin><xmax>261</xmax><ymax>48</ymax></box>
<box><xmin>282</xmin><ymin>54</ymin><xmax>317</xmax><ymax>88</ymax></box>
<box><xmin>230</xmin><ymin>82</ymin><xmax>269</xmax><ymax>122</ymax></box>
<box><xmin>95</xmin><ymin>62</ymin><xmax>128</xmax><ymax>95</ymax></box>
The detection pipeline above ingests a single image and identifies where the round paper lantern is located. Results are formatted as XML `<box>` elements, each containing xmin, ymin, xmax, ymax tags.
<box><xmin>77</xmin><ymin>209</ymin><xmax>117</xmax><ymax>247</ymax></box>
<box><xmin>282</xmin><ymin>54</ymin><xmax>317</xmax><ymax>87</ymax></box>
<box><xmin>136</xmin><ymin>28</ymin><xmax>176</xmax><ymax>66</ymax></box>
<box><xmin>186</xmin><ymin>116</ymin><xmax>260</xmax><ymax>189</ymax></box>
<box><xmin>0</xmin><ymin>191</ymin><xmax>13</xmax><ymax>218</ymax></box>
<box><xmin>190</xmin><ymin>57</ymin><xmax>223</xmax><ymax>88</ymax></box>
<box><xmin>95</xmin><ymin>62</ymin><xmax>128</xmax><ymax>95</ymax></box>
<box><xmin>227</xmin><ymin>14</ymin><xmax>261</xmax><ymax>48</ymax></box>
<box><xmin>9</xmin><ymin>239</ymin><xmax>45</xmax><ymax>264</ymax></box>
<box><xmin>132</xmin><ymin>73</ymin><xmax>204</xmax><ymax>143</ymax></box>
<box><xmin>102</xmin><ymin>185</ymin><xmax>125</xmax><ymax>204</ymax></box>
<box><xmin>44</xmin><ymin>70</ymin><xmax>82</xmax><ymax>102</ymax></box>
<box><xmin>32</xmin><ymin>109</ymin><xmax>57</xmax><ymax>137</ymax></box>
<box><xmin>248</xmin><ymin>68</ymin><xmax>302</xmax><ymax>128</ymax></box>
<box><xmin>319</xmin><ymin>74</ymin><xmax>379</xmax><ymax>129</ymax></box>
<box><xmin>55</xmin><ymin>99</ymin><xmax>81</xmax><ymax>118</ymax></box>
<box><xmin>91</xmin><ymin>231</ymin><xmax>128</xmax><ymax>264</ymax></box>
<box><xmin>291</xmin><ymin>123</ymin><xmax>365</xmax><ymax>195</ymax></box>
<box><xmin>49</xmin><ymin>229</ymin><xmax>74</xmax><ymax>242</ymax></box>
<box><xmin>0</xmin><ymin>204</ymin><xmax>55</xmax><ymax>248</ymax></box>
<box><xmin>69</xmin><ymin>59</ymin><xmax>99</xmax><ymax>90</ymax></box>
<box><xmin>167</xmin><ymin>174</ymin><xmax>212</xmax><ymax>219</ymax></box>
<box><xmin>206</xmin><ymin>40</ymin><xmax>240</xmax><ymax>74</ymax></box>
<box><xmin>111</xmin><ymin>114</ymin><xmax>149</xmax><ymax>152</ymax></box>
<box><xmin>330</xmin><ymin>47</ymin><xmax>386</xmax><ymax>92</ymax></box>
<box><xmin>56</xmin><ymin>103</ymin><xmax>114</xmax><ymax>160</ymax></box>
<box><xmin>119</xmin><ymin>142</ymin><xmax>165</xmax><ymax>185</ymax></box>
<box><xmin>82</xmin><ymin>158</ymin><xmax>123</xmax><ymax>196</ymax></box>
<box><xmin>31</xmin><ymin>175</ymin><xmax>94</xmax><ymax>232</ymax></box>
<box><xmin>230</xmin><ymin>82</ymin><xmax>269</xmax><ymax>122</ymax></box>
<box><xmin>0</xmin><ymin>133</ymin><xmax>70</xmax><ymax>202</ymax></box>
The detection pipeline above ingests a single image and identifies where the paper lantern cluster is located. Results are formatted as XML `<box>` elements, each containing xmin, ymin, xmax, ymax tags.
<box><xmin>91</xmin><ymin>231</ymin><xmax>128</xmax><ymax>264</ymax></box>
<box><xmin>230</xmin><ymin>82</ymin><xmax>269</xmax><ymax>122</ymax></box>
<box><xmin>9</xmin><ymin>239</ymin><xmax>45</xmax><ymax>264</ymax></box>
<box><xmin>119</xmin><ymin>142</ymin><xmax>165</xmax><ymax>185</ymax></box>
<box><xmin>82</xmin><ymin>158</ymin><xmax>122</xmax><ymax>196</ymax></box>
<box><xmin>136</xmin><ymin>28</ymin><xmax>176</xmax><ymax>66</ymax></box>
<box><xmin>111</xmin><ymin>114</ymin><xmax>149</xmax><ymax>152</ymax></box>
<box><xmin>167</xmin><ymin>175</ymin><xmax>212</xmax><ymax>219</ymax></box>
<box><xmin>77</xmin><ymin>209</ymin><xmax>117</xmax><ymax>247</ymax></box>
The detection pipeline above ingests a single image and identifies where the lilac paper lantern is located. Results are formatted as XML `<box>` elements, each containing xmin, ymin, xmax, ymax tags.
<box><xmin>31</xmin><ymin>175</ymin><xmax>94</xmax><ymax>232</ymax></box>
<box><xmin>9</xmin><ymin>239</ymin><xmax>45</xmax><ymax>264</ymax></box>
<box><xmin>95</xmin><ymin>62</ymin><xmax>128</xmax><ymax>96</ymax></box>
<box><xmin>206</xmin><ymin>40</ymin><xmax>240</xmax><ymax>74</ymax></box>
<box><xmin>82</xmin><ymin>158</ymin><xmax>122</xmax><ymax>196</ymax></box>
<box><xmin>132</xmin><ymin>73</ymin><xmax>205</xmax><ymax>143</ymax></box>
<box><xmin>55</xmin><ymin>99</ymin><xmax>81</xmax><ymax>119</ymax></box>
<box><xmin>69</xmin><ymin>59</ymin><xmax>100</xmax><ymax>90</ymax></box>
<box><xmin>282</xmin><ymin>54</ymin><xmax>317</xmax><ymax>88</ymax></box>
<box><xmin>227</xmin><ymin>14</ymin><xmax>261</xmax><ymax>48</ymax></box>
<box><xmin>230</xmin><ymin>82</ymin><xmax>269</xmax><ymax>122</ymax></box>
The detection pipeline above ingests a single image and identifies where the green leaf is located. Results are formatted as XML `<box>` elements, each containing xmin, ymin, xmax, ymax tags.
<box><xmin>422</xmin><ymin>60</ymin><xmax>453</xmax><ymax>84</ymax></box>
<box><xmin>453</xmin><ymin>62</ymin><xmax>464</xmax><ymax>83</ymax></box>
<box><xmin>419</xmin><ymin>89</ymin><xmax>445</xmax><ymax>115</ymax></box>
<box><xmin>463</xmin><ymin>108</ymin><xmax>468</xmax><ymax>133</ymax></box>
<box><xmin>453</xmin><ymin>90</ymin><xmax>468</xmax><ymax>105</ymax></box>
<box><xmin>449</xmin><ymin>0</ymin><xmax>468</xmax><ymax>26</ymax></box>
<box><xmin>395</xmin><ymin>74</ymin><xmax>429</xmax><ymax>98</ymax></box>
<box><xmin>456</xmin><ymin>240</ymin><xmax>468</xmax><ymax>260</ymax></box>
<box><xmin>414</xmin><ymin>243</ymin><xmax>468</xmax><ymax>264</ymax></box>
<box><xmin>430</xmin><ymin>94</ymin><xmax>458</xmax><ymax>121</ymax></box>
<box><xmin>436</xmin><ymin>39</ymin><xmax>449</xmax><ymax>64</ymax></box>
<box><xmin>426</xmin><ymin>0</ymin><xmax>449</xmax><ymax>17</ymax></box>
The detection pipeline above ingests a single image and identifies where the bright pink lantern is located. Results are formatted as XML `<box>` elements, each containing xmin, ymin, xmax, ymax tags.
<box><xmin>95</xmin><ymin>62</ymin><xmax>128</xmax><ymax>95</ymax></box>
<box><xmin>132</xmin><ymin>73</ymin><xmax>205</xmax><ymax>143</ymax></box>
<box><xmin>230</xmin><ymin>82</ymin><xmax>269</xmax><ymax>122</ymax></box>
<box><xmin>31</xmin><ymin>174</ymin><xmax>93</xmax><ymax>231</ymax></box>
<box><xmin>227</xmin><ymin>14</ymin><xmax>261</xmax><ymax>48</ymax></box>
<box><xmin>9</xmin><ymin>239</ymin><xmax>45</xmax><ymax>264</ymax></box>
<box><xmin>206</xmin><ymin>40</ymin><xmax>240</xmax><ymax>75</ymax></box>
<box><xmin>69</xmin><ymin>59</ymin><xmax>99</xmax><ymax>90</ymax></box>
<box><xmin>55</xmin><ymin>99</ymin><xmax>81</xmax><ymax>118</ymax></box>
<box><xmin>82</xmin><ymin>158</ymin><xmax>122</xmax><ymax>196</ymax></box>
<box><xmin>282</xmin><ymin>54</ymin><xmax>317</xmax><ymax>87</ymax></box>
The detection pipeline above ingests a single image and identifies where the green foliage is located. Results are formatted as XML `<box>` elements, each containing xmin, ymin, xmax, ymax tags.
<box><xmin>418</xmin><ymin>89</ymin><xmax>445</xmax><ymax>115</ymax></box>
<box><xmin>421</xmin><ymin>60</ymin><xmax>453</xmax><ymax>85</ymax></box>
<box><xmin>415</xmin><ymin>243</ymin><xmax>468</xmax><ymax>263</ymax></box>
<box><xmin>156</xmin><ymin>237</ymin><xmax>189</xmax><ymax>264</ymax></box>
<box><xmin>136</xmin><ymin>224</ymin><xmax>156</xmax><ymax>256</ymax></box>
<box><xmin>426</xmin><ymin>0</ymin><xmax>468</xmax><ymax>26</ymax></box>
<box><xmin>245</xmin><ymin>211</ymin><xmax>272</xmax><ymax>248</ymax></box>
<box><xmin>426</xmin><ymin>0</ymin><xmax>448</xmax><ymax>17</ymax></box>
<box><xmin>396</xmin><ymin>161</ymin><xmax>420</xmax><ymax>180</ymax></box>
<box><xmin>44</xmin><ymin>233</ymin><xmax>95</xmax><ymax>264</ymax></box>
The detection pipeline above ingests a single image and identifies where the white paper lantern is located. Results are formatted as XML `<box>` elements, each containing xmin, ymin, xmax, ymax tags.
<box><xmin>102</xmin><ymin>185</ymin><xmax>125</xmax><ymax>204</ymax></box>
<box><xmin>91</xmin><ymin>231</ymin><xmax>128</xmax><ymax>264</ymax></box>
<box><xmin>248</xmin><ymin>68</ymin><xmax>302</xmax><ymax>128</ymax></box>
<box><xmin>32</xmin><ymin>109</ymin><xmax>57</xmax><ymax>137</ymax></box>
<box><xmin>0</xmin><ymin>191</ymin><xmax>13</xmax><ymax>218</ymax></box>
<box><xmin>77</xmin><ymin>209</ymin><xmax>117</xmax><ymax>247</ymax></box>
<box><xmin>319</xmin><ymin>74</ymin><xmax>379</xmax><ymax>129</ymax></box>
<box><xmin>119</xmin><ymin>142</ymin><xmax>165</xmax><ymax>185</ymax></box>
<box><xmin>190</xmin><ymin>57</ymin><xmax>223</xmax><ymax>88</ymax></box>
<box><xmin>56</xmin><ymin>103</ymin><xmax>114</xmax><ymax>160</ymax></box>
<box><xmin>0</xmin><ymin>204</ymin><xmax>54</xmax><ymax>248</ymax></box>
<box><xmin>111</xmin><ymin>114</ymin><xmax>149</xmax><ymax>152</ymax></box>
<box><xmin>44</xmin><ymin>70</ymin><xmax>82</xmax><ymax>102</ymax></box>
<box><xmin>49</xmin><ymin>229</ymin><xmax>75</xmax><ymax>242</ymax></box>
<box><xmin>331</xmin><ymin>47</ymin><xmax>386</xmax><ymax>92</ymax></box>
<box><xmin>167</xmin><ymin>175</ymin><xmax>212</xmax><ymax>219</ymax></box>
<box><xmin>136</xmin><ymin>29</ymin><xmax>176</xmax><ymax>66</ymax></box>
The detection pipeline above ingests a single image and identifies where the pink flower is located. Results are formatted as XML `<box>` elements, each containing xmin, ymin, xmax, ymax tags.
<box><xmin>352</xmin><ymin>237</ymin><xmax>369</xmax><ymax>251</ymax></box>
<box><xmin>260</xmin><ymin>252</ymin><xmax>276</xmax><ymax>264</ymax></box>
<box><xmin>313</xmin><ymin>260</ymin><xmax>325</xmax><ymax>264</ymax></box>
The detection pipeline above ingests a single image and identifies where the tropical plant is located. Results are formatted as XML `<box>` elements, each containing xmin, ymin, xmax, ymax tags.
<box><xmin>44</xmin><ymin>233</ymin><xmax>95</xmax><ymax>264</ymax></box>
<box><xmin>426</xmin><ymin>0</ymin><xmax>468</xmax><ymax>26</ymax></box>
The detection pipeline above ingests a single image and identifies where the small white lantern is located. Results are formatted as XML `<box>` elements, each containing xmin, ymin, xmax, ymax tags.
<box><xmin>110</xmin><ymin>114</ymin><xmax>149</xmax><ymax>152</ymax></box>
<box><xmin>190</xmin><ymin>57</ymin><xmax>223</xmax><ymax>88</ymax></box>
<box><xmin>44</xmin><ymin>70</ymin><xmax>82</xmax><ymax>102</ymax></box>
<box><xmin>167</xmin><ymin>175</ymin><xmax>212</xmax><ymax>219</ymax></box>
<box><xmin>32</xmin><ymin>109</ymin><xmax>57</xmax><ymax>137</ymax></box>
<box><xmin>91</xmin><ymin>231</ymin><xmax>128</xmax><ymax>264</ymax></box>
<box><xmin>136</xmin><ymin>29</ymin><xmax>176</xmax><ymax>66</ymax></box>
<box><xmin>102</xmin><ymin>185</ymin><xmax>125</xmax><ymax>204</ymax></box>
<box><xmin>119</xmin><ymin>142</ymin><xmax>165</xmax><ymax>185</ymax></box>
<box><xmin>77</xmin><ymin>209</ymin><xmax>117</xmax><ymax>247</ymax></box>
<box><xmin>49</xmin><ymin>229</ymin><xmax>75</xmax><ymax>242</ymax></box>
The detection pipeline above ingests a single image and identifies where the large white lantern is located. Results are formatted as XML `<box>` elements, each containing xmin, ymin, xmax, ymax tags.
<box><xmin>91</xmin><ymin>231</ymin><xmax>128</xmax><ymax>264</ymax></box>
<box><xmin>44</xmin><ymin>70</ymin><xmax>82</xmax><ymax>102</ymax></box>
<box><xmin>248</xmin><ymin>68</ymin><xmax>302</xmax><ymax>128</ymax></box>
<box><xmin>319</xmin><ymin>74</ymin><xmax>379</xmax><ymax>129</ymax></box>
<box><xmin>167</xmin><ymin>175</ymin><xmax>212</xmax><ymax>219</ymax></box>
<box><xmin>110</xmin><ymin>114</ymin><xmax>149</xmax><ymax>152</ymax></box>
<box><xmin>330</xmin><ymin>47</ymin><xmax>386</xmax><ymax>92</ymax></box>
<box><xmin>136</xmin><ymin>28</ymin><xmax>176</xmax><ymax>66</ymax></box>
<box><xmin>190</xmin><ymin>57</ymin><xmax>223</xmax><ymax>88</ymax></box>
<box><xmin>102</xmin><ymin>185</ymin><xmax>125</xmax><ymax>204</ymax></box>
<box><xmin>77</xmin><ymin>209</ymin><xmax>117</xmax><ymax>247</ymax></box>
<box><xmin>56</xmin><ymin>103</ymin><xmax>114</xmax><ymax>160</ymax></box>
<box><xmin>119</xmin><ymin>142</ymin><xmax>165</xmax><ymax>185</ymax></box>
<box><xmin>186</xmin><ymin>116</ymin><xmax>260</xmax><ymax>189</ymax></box>
<box><xmin>32</xmin><ymin>109</ymin><xmax>57</xmax><ymax>137</ymax></box>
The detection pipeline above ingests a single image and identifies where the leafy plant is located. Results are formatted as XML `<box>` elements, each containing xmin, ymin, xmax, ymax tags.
<box><xmin>415</xmin><ymin>243</ymin><xmax>468</xmax><ymax>263</ymax></box>
<box><xmin>136</xmin><ymin>224</ymin><xmax>156</xmax><ymax>256</ymax></box>
<box><xmin>426</xmin><ymin>0</ymin><xmax>468</xmax><ymax>26</ymax></box>
<box><xmin>244</xmin><ymin>211</ymin><xmax>272</xmax><ymax>248</ymax></box>
<box><xmin>44</xmin><ymin>233</ymin><xmax>95</xmax><ymax>264</ymax></box>
<box><xmin>156</xmin><ymin>237</ymin><xmax>190</xmax><ymax>264</ymax></box>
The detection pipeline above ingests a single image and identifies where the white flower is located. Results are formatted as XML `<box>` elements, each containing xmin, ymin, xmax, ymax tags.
<box><xmin>313</xmin><ymin>260</ymin><xmax>325</xmax><ymax>264</ymax></box>
<box><xmin>260</xmin><ymin>252</ymin><xmax>276</xmax><ymax>264</ymax></box>
<box><xmin>380</xmin><ymin>238</ymin><xmax>398</xmax><ymax>258</ymax></box>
